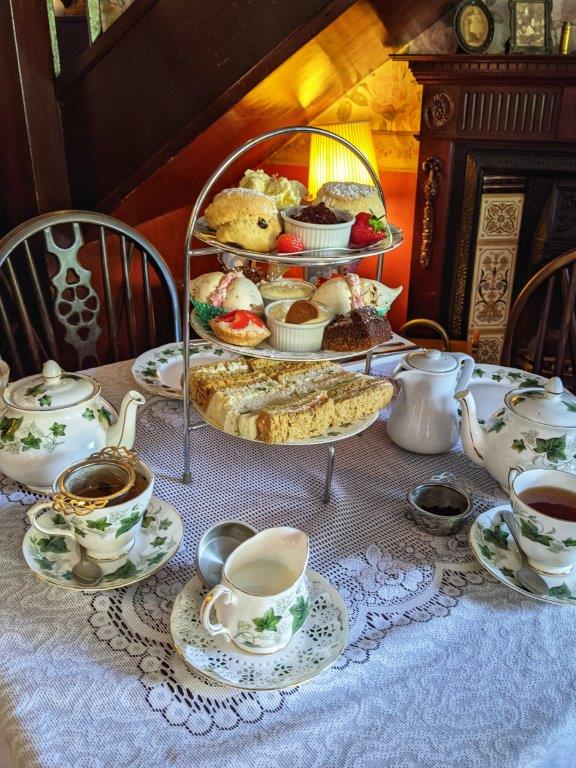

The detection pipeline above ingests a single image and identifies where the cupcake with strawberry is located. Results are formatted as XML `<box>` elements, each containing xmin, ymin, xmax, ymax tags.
<box><xmin>209</xmin><ymin>309</ymin><xmax>270</xmax><ymax>347</ymax></box>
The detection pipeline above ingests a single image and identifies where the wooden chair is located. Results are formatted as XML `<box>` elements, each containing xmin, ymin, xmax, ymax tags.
<box><xmin>0</xmin><ymin>210</ymin><xmax>181</xmax><ymax>377</ymax></box>
<box><xmin>501</xmin><ymin>248</ymin><xmax>576</xmax><ymax>382</ymax></box>
<box><xmin>398</xmin><ymin>318</ymin><xmax>479</xmax><ymax>356</ymax></box>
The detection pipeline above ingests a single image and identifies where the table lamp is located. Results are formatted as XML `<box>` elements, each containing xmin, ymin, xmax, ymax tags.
<box><xmin>307</xmin><ymin>121</ymin><xmax>379</xmax><ymax>197</ymax></box>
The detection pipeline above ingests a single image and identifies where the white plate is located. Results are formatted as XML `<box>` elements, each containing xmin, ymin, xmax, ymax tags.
<box><xmin>193</xmin><ymin>216</ymin><xmax>403</xmax><ymax>266</ymax></box>
<box><xmin>468</xmin><ymin>364</ymin><xmax>547</xmax><ymax>423</ymax></box>
<box><xmin>170</xmin><ymin>569</ymin><xmax>348</xmax><ymax>690</ymax></box>
<box><xmin>470</xmin><ymin>505</ymin><xmax>576</xmax><ymax>606</ymax></box>
<box><xmin>132</xmin><ymin>342</ymin><xmax>237</xmax><ymax>399</ymax></box>
<box><xmin>22</xmin><ymin>497</ymin><xmax>183</xmax><ymax>592</ymax></box>
<box><xmin>195</xmin><ymin>403</ymin><xmax>379</xmax><ymax>446</ymax></box>
<box><xmin>190</xmin><ymin>310</ymin><xmax>407</xmax><ymax>363</ymax></box>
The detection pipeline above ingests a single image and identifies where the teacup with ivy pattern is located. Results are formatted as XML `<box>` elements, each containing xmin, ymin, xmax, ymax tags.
<box><xmin>27</xmin><ymin>459</ymin><xmax>154</xmax><ymax>563</ymax></box>
<box><xmin>200</xmin><ymin>527</ymin><xmax>310</xmax><ymax>654</ymax></box>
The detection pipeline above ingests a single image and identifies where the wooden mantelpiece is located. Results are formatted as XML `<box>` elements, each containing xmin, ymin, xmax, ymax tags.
<box><xmin>392</xmin><ymin>54</ymin><xmax>576</xmax><ymax>336</ymax></box>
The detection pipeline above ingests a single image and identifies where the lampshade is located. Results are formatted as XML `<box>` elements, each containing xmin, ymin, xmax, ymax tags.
<box><xmin>308</xmin><ymin>121</ymin><xmax>379</xmax><ymax>197</ymax></box>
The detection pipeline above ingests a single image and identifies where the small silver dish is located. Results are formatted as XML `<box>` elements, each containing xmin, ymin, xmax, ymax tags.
<box><xmin>406</xmin><ymin>481</ymin><xmax>472</xmax><ymax>536</ymax></box>
<box><xmin>196</xmin><ymin>520</ymin><xmax>257</xmax><ymax>588</ymax></box>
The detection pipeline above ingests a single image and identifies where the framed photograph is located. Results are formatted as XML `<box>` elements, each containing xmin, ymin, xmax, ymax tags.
<box><xmin>508</xmin><ymin>0</ymin><xmax>553</xmax><ymax>53</ymax></box>
<box><xmin>454</xmin><ymin>0</ymin><xmax>495</xmax><ymax>54</ymax></box>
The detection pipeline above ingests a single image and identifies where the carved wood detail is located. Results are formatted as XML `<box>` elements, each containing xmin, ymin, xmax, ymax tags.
<box><xmin>420</xmin><ymin>156</ymin><xmax>443</xmax><ymax>269</ymax></box>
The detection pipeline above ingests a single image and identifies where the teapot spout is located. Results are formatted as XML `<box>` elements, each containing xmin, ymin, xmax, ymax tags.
<box><xmin>455</xmin><ymin>389</ymin><xmax>486</xmax><ymax>467</ymax></box>
<box><xmin>106</xmin><ymin>390</ymin><xmax>145</xmax><ymax>449</ymax></box>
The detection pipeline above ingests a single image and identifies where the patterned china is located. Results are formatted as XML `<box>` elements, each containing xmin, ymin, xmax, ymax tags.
<box><xmin>27</xmin><ymin>453</ymin><xmax>154</xmax><ymax>564</ymax></box>
<box><xmin>388</xmin><ymin>349</ymin><xmax>475</xmax><ymax>454</ymax></box>
<box><xmin>0</xmin><ymin>359</ymin><xmax>144</xmax><ymax>492</ymax></box>
<box><xmin>470</xmin><ymin>505</ymin><xmax>576</xmax><ymax>605</ymax></box>
<box><xmin>131</xmin><ymin>341</ymin><xmax>237</xmax><ymax>399</ymax></box>
<box><xmin>200</xmin><ymin>527</ymin><xmax>309</xmax><ymax>654</ymax></box>
<box><xmin>467</xmin><ymin>364</ymin><xmax>547</xmax><ymax>423</ymax></box>
<box><xmin>171</xmin><ymin>569</ymin><xmax>348</xmax><ymax>689</ymax></box>
<box><xmin>457</xmin><ymin>376</ymin><xmax>576</xmax><ymax>489</ymax></box>
<box><xmin>22</xmin><ymin>496</ymin><xmax>182</xmax><ymax>592</ymax></box>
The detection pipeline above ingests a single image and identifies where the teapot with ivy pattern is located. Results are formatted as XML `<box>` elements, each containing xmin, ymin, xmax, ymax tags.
<box><xmin>456</xmin><ymin>377</ymin><xmax>576</xmax><ymax>490</ymax></box>
<box><xmin>0</xmin><ymin>360</ymin><xmax>144</xmax><ymax>492</ymax></box>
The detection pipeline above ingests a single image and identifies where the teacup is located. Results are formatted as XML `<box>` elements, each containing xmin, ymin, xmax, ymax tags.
<box><xmin>27</xmin><ymin>458</ymin><xmax>154</xmax><ymax>564</ymax></box>
<box><xmin>200</xmin><ymin>526</ymin><xmax>309</xmax><ymax>654</ymax></box>
<box><xmin>508</xmin><ymin>467</ymin><xmax>576</xmax><ymax>575</ymax></box>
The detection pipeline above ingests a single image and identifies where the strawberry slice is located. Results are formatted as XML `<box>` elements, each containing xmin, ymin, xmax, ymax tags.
<box><xmin>217</xmin><ymin>309</ymin><xmax>264</xmax><ymax>329</ymax></box>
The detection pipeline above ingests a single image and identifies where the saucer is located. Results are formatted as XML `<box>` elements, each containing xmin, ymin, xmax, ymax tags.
<box><xmin>131</xmin><ymin>341</ymin><xmax>237</xmax><ymax>399</ymax></box>
<box><xmin>470</xmin><ymin>505</ymin><xmax>576</xmax><ymax>605</ymax></box>
<box><xmin>22</xmin><ymin>496</ymin><xmax>183</xmax><ymax>592</ymax></box>
<box><xmin>170</xmin><ymin>569</ymin><xmax>349</xmax><ymax>690</ymax></box>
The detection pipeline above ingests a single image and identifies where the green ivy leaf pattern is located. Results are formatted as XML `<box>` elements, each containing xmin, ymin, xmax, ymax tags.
<box><xmin>549</xmin><ymin>584</ymin><xmax>573</xmax><ymax>600</ymax></box>
<box><xmin>141</xmin><ymin>513</ymin><xmax>155</xmax><ymax>529</ymax></box>
<box><xmin>33</xmin><ymin>555</ymin><xmax>53</xmax><ymax>571</ymax></box>
<box><xmin>512</xmin><ymin>438</ymin><xmax>526</xmax><ymax>453</ymax></box>
<box><xmin>487</xmin><ymin>418</ymin><xmax>505</xmax><ymax>434</ymax></box>
<box><xmin>34</xmin><ymin>535</ymin><xmax>68</xmax><ymax>554</ymax></box>
<box><xmin>150</xmin><ymin>536</ymin><xmax>166</xmax><ymax>547</ymax></box>
<box><xmin>479</xmin><ymin>543</ymin><xmax>493</xmax><ymax>560</ymax></box>
<box><xmin>38</xmin><ymin>394</ymin><xmax>52</xmax><ymax>407</ymax></box>
<box><xmin>533</xmin><ymin>435</ymin><xmax>567</xmax><ymax>463</ymax></box>
<box><xmin>97</xmin><ymin>407</ymin><xmax>112</xmax><ymax>427</ymax></box>
<box><xmin>147</xmin><ymin>552</ymin><xmax>165</xmax><ymax>566</ymax></box>
<box><xmin>158</xmin><ymin>518</ymin><xmax>172</xmax><ymax>530</ymax></box>
<box><xmin>289</xmin><ymin>596</ymin><xmax>310</xmax><ymax>634</ymax></box>
<box><xmin>86</xmin><ymin>517</ymin><xmax>111</xmax><ymax>531</ymax></box>
<box><xmin>82</xmin><ymin>409</ymin><xmax>95</xmax><ymax>421</ymax></box>
<box><xmin>562</xmin><ymin>538</ymin><xmax>576</xmax><ymax>548</ymax></box>
<box><xmin>473</xmin><ymin>368</ymin><xmax>484</xmax><ymax>378</ymax></box>
<box><xmin>253</xmin><ymin>608</ymin><xmax>282</xmax><ymax>633</ymax></box>
<box><xmin>562</xmin><ymin>400</ymin><xmax>576</xmax><ymax>413</ymax></box>
<box><xmin>520</xmin><ymin>517</ymin><xmax>553</xmax><ymax>547</ymax></box>
<box><xmin>519</xmin><ymin>378</ymin><xmax>544</xmax><ymax>389</ymax></box>
<box><xmin>484</xmin><ymin>524</ymin><xmax>509</xmax><ymax>550</ymax></box>
<box><xmin>115</xmin><ymin>509</ymin><xmax>142</xmax><ymax>538</ymax></box>
<box><xmin>501</xmin><ymin>567</ymin><xmax>515</xmax><ymax>579</ymax></box>
<box><xmin>508</xmin><ymin>372</ymin><xmax>522</xmax><ymax>380</ymax></box>
<box><xmin>103</xmin><ymin>560</ymin><xmax>138</xmax><ymax>582</ymax></box>
<box><xmin>0</xmin><ymin>416</ymin><xmax>23</xmax><ymax>442</ymax></box>
<box><xmin>142</xmin><ymin>366</ymin><xmax>157</xmax><ymax>378</ymax></box>
<box><xmin>49</xmin><ymin>423</ymin><xmax>66</xmax><ymax>437</ymax></box>
<box><xmin>21</xmin><ymin>433</ymin><xmax>42</xmax><ymax>451</ymax></box>
<box><xmin>51</xmin><ymin>513</ymin><xmax>67</xmax><ymax>526</ymax></box>
<box><xmin>491</xmin><ymin>374</ymin><xmax>502</xmax><ymax>382</ymax></box>
<box><xmin>72</xmin><ymin>524</ymin><xmax>86</xmax><ymax>538</ymax></box>
<box><xmin>25</xmin><ymin>384</ymin><xmax>46</xmax><ymax>397</ymax></box>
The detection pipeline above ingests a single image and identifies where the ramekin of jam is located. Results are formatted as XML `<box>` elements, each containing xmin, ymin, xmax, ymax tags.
<box><xmin>281</xmin><ymin>204</ymin><xmax>354</xmax><ymax>252</ymax></box>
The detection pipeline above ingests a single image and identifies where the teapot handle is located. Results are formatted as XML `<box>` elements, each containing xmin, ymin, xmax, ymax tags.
<box><xmin>451</xmin><ymin>354</ymin><xmax>475</xmax><ymax>392</ymax></box>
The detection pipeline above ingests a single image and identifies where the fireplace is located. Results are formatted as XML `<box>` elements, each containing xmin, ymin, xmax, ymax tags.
<box><xmin>393</xmin><ymin>54</ymin><xmax>576</xmax><ymax>364</ymax></box>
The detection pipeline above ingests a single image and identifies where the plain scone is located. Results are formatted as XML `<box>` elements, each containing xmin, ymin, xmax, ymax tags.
<box><xmin>204</xmin><ymin>188</ymin><xmax>282</xmax><ymax>253</ymax></box>
<box><xmin>314</xmin><ymin>182</ymin><xmax>386</xmax><ymax>219</ymax></box>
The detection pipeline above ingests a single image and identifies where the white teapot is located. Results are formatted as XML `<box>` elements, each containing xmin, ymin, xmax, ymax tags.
<box><xmin>388</xmin><ymin>349</ymin><xmax>474</xmax><ymax>454</ymax></box>
<box><xmin>0</xmin><ymin>360</ymin><xmax>145</xmax><ymax>492</ymax></box>
<box><xmin>456</xmin><ymin>377</ymin><xmax>576</xmax><ymax>489</ymax></box>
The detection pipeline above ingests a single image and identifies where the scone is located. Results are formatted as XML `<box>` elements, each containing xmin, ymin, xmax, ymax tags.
<box><xmin>209</xmin><ymin>310</ymin><xmax>271</xmax><ymax>347</ymax></box>
<box><xmin>189</xmin><ymin>270</ymin><xmax>264</xmax><ymax>314</ymax></box>
<box><xmin>239</xmin><ymin>169</ymin><xmax>308</xmax><ymax>210</ymax></box>
<box><xmin>314</xmin><ymin>182</ymin><xmax>386</xmax><ymax>220</ymax></box>
<box><xmin>204</xmin><ymin>188</ymin><xmax>282</xmax><ymax>252</ymax></box>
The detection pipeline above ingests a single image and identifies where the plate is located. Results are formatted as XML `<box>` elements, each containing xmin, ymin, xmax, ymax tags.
<box><xmin>132</xmin><ymin>342</ymin><xmax>237</xmax><ymax>399</ymax></box>
<box><xmin>170</xmin><ymin>569</ymin><xmax>348</xmax><ymax>690</ymax></box>
<box><xmin>468</xmin><ymin>364</ymin><xmax>547</xmax><ymax>423</ymax></box>
<box><xmin>190</xmin><ymin>311</ymin><xmax>407</xmax><ymax>363</ymax></box>
<box><xmin>470</xmin><ymin>505</ymin><xmax>576</xmax><ymax>605</ymax></box>
<box><xmin>193</xmin><ymin>217</ymin><xmax>403</xmax><ymax>266</ymax></box>
<box><xmin>22</xmin><ymin>496</ymin><xmax>183</xmax><ymax>592</ymax></box>
<box><xmin>195</xmin><ymin>403</ymin><xmax>379</xmax><ymax>446</ymax></box>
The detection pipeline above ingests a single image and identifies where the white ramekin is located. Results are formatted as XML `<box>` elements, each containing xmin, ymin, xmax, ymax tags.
<box><xmin>265</xmin><ymin>300</ymin><xmax>334</xmax><ymax>352</ymax></box>
<box><xmin>281</xmin><ymin>207</ymin><xmax>354</xmax><ymax>250</ymax></box>
<box><xmin>259</xmin><ymin>280</ymin><xmax>316</xmax><ymax>307</ymax></box>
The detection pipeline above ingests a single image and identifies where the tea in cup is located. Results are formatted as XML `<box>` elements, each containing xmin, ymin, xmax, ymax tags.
<box><xmin>508</xmin><ymin>467</ymin><xmax>576</xmax><ymax>575</ymax></box>
<box><xmin>27</xmin><ymin>452</ymin><xmax>154</xmax><ymax>564</ymax></box>
<box><xmin>200</xmin><ymin>527</ymin><xmax>309</xmax><ymax>654</ymax></box>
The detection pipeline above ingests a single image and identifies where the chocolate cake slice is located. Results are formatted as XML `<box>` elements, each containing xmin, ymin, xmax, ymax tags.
<box><xmin>322</xmin><ymin>307</ymin><xmax>392</xmax><ymax>352</ymax></box>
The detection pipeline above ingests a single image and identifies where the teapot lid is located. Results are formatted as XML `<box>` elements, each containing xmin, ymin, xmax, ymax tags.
<box><xmin>404</xmin><ymin>348</ymin><xmax>458</xmax><ymax>373</ymax></box>
<box><xmin>4</xmin><ymin>360</ymin><xmax>99</xmax><ymax>412</ymax></box>
<box><xmin>506</xmin><ymin>377</ymin><xmax>576</xmax><ymax>428</ymax></box>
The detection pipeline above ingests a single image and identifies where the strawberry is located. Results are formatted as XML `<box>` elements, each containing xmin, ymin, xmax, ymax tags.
<box><xmin>349</xmin><ymin>210</ymin><xmax>387</xmax><ymax>247</ymax></box>
<box><xmin>218</xmin><ymin>309</ymin><xmax>264</xmax><ymax>329</ymax></box>
<box><xmin>315</xmin><ymin>272</ymin><xmax>342</xmax><ymax>287</ymax></box>
<box><xmin>276</xmin><ymin>233</ymin><xmax>305</xmax><ymax>253</ymax></box>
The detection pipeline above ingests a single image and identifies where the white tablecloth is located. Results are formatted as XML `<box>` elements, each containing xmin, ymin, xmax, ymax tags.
<box><xmin>1</xmin><ymin>358</ymin><xmax>575</xmax><ymax>768</ymax></box>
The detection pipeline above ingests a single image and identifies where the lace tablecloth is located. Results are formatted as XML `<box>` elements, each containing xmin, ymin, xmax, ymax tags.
<box><xmin>1</xmin><ymin>358</ymin><xmax>575</xmax><ymax>768</ymax></box>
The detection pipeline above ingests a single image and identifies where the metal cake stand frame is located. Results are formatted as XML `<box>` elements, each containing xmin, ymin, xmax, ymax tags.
<box><xmin>181</xmin><ymin>126</ymin><xmax>404</xmax><ymax>502</ymax></box>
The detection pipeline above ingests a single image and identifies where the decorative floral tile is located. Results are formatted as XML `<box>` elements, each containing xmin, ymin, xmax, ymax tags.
<box><xmin>468</xmin><ymin>245</ymin><xmax>517</xmax><ymax>330</ymax></box>
<box><xmin>477</xmin><ymin>194</ymin><xmax>525</xmax><ymax>241</ymax></box>
<box><xmin>475</xmin><ymin>334</ymin><xmax>504</xmax><ymax>365</ymax></box>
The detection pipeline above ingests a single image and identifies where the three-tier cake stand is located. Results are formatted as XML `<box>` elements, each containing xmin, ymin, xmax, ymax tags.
<box><xmin>180</xmin><ymin>126</ymin><xmax>404</xmax><ymax>501</ymax></box>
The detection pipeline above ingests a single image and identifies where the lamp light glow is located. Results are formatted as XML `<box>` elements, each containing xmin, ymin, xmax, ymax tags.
<box><xmin>308</xmin><ymin>121</ymin><xmax>379</xmax><ymax>197</ymax></box>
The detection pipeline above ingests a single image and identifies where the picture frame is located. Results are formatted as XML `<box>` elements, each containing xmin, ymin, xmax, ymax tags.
<box><xmin>453</xmin><ymin>0</ymin><xmax>495</xmax><ymax>54</ymax></box>
<box><xmin>508</xmin><ymin>0</ymin><xmax>553</xmax><ymax>54</ymax></box>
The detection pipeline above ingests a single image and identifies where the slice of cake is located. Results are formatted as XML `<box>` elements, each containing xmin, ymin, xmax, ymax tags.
<box><xmin>326</xmin><ymin>376</ymin><xmax>393</xmax><ymax>426</ymax></box>
<box><xmin>257</xmin><ymin>392</ymin><xmax>335</xmax><ymax>443</ymax></box>
<box><xmin>322</xmin><ymin>307</ymin><xmax>392</xmax><ymax>352</ymax></box>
